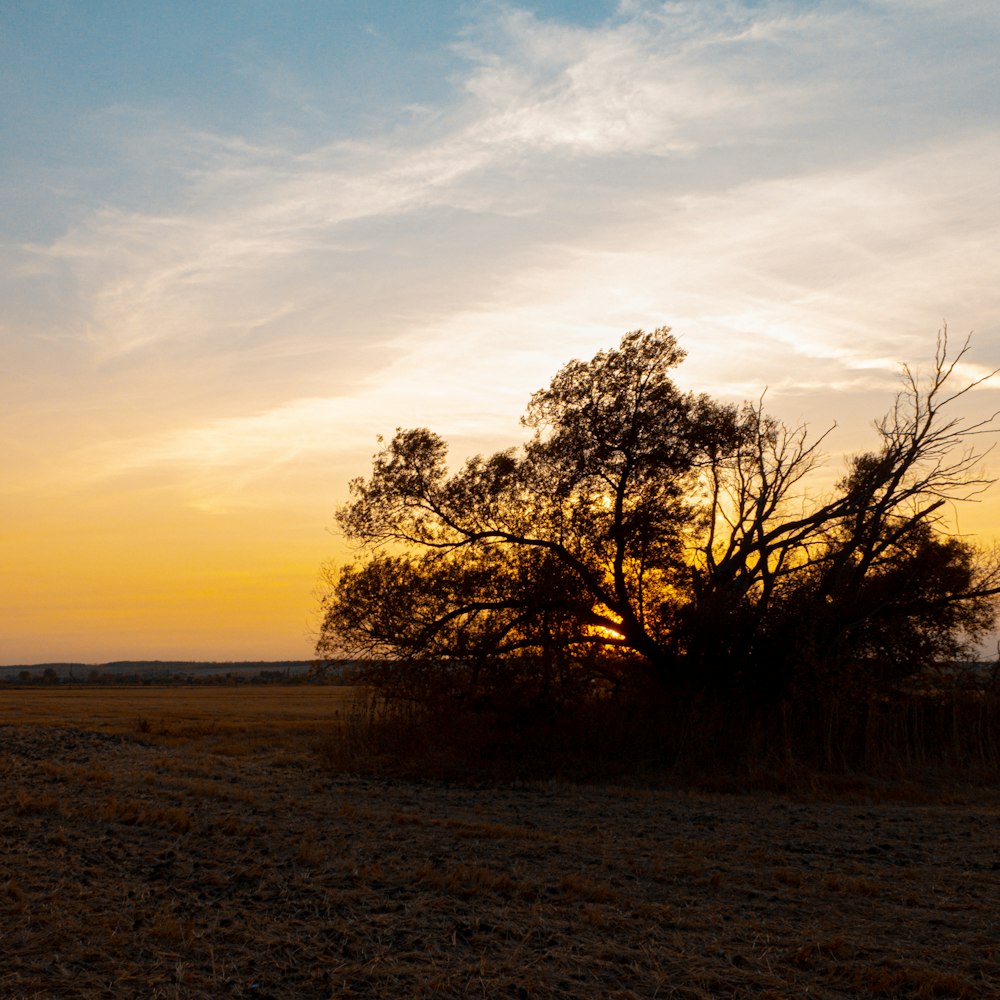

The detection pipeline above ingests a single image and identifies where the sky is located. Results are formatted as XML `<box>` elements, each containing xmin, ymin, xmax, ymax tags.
<box><xmin>3</xmin><ymin>0</ymin><xmax>1000</xmax><ymax>664</ymax></box>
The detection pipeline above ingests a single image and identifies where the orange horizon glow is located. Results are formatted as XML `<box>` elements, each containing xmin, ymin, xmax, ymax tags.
<box><xmin>4</xmin><ymin>2</ymin><xmax>1000</xmax><ymax>664</ymax></box>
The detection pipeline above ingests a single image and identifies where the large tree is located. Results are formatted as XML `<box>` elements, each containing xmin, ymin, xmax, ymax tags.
<box><xmin>317</xmin><ymin>328</ymin><xmax>1000</xmax><ymax>711</ymax></box>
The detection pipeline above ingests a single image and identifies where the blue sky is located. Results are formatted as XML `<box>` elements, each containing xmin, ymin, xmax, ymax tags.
<box><xmin>3</xmin><ymin>0</ymin><xmax>1000</xmax><ymax>662</ymax></box>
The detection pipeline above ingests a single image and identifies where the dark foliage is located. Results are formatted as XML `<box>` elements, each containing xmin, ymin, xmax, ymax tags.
<box><xmin>317</xmin><ymin>326</ymin><xmax>1000</xmax><ymax>771</ymax></box>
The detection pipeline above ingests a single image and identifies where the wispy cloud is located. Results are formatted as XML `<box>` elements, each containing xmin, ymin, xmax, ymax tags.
<box><xmin>19</xmin><ymin>2</ymin><xmax>863</xmax><ymax>362</ymax></box>
<box><xmin>12</xmin><ymin>2</ymin><xmax>1000</xmax><ymax>500</ymax></box>
<box><xmin>6</xmin><ymin>0</ymin><xmax>1000</xmax><ymax>661</ymax></box>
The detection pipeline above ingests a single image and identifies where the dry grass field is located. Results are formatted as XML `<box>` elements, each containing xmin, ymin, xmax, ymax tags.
<box><xmin>0</xmin><ymin>685</ymin><xmax>353</xmax><ymax>738</ymax></box>
<box><xmin>2</xmin><ymin>685</ymin><xmax>999</xmax><ymax>998</ymax></box>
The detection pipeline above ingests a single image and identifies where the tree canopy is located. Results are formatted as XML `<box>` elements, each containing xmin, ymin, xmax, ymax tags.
<box><xmin>317</xmin><ymin>327</ymin><xmax>1000</xmax><ymax>716</ymax></box>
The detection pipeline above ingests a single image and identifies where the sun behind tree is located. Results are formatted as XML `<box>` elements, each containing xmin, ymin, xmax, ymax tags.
<box><xmin>317</xmin><ymin>327</ymin><xmax>1000</xmax><ymax>770</ymax></box>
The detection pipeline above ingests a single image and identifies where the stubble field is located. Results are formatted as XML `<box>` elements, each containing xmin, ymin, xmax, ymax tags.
<box><xmin>1</xmin><ymin>685</ymin><xmax>998</xmax><ymax>998</ymax></box>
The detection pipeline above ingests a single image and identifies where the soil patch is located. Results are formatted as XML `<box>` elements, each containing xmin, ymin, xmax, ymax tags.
<box><xmin>2</xmin><ymin>715</ymin><xmax>999</xmax><ymax>998</ymax></box>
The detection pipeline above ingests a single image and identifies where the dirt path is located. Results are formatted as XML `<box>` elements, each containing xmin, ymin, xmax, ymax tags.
<box><xmin>2</xmin><ymin>723</ymin><xmax>999</xmax><ymax>998</ymax></box>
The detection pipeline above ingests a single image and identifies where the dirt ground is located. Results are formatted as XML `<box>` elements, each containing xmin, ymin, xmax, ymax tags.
<box><xmin>1</xmin><ymin>689</ymin><xmax>999</xmax><ymax>998</ymax></box>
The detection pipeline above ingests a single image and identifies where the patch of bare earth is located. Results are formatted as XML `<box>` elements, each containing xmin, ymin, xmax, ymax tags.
<box><xmin>2</xmin><ymin>722</ymin><xmax>999</xmax><ymax>998</ymax></box>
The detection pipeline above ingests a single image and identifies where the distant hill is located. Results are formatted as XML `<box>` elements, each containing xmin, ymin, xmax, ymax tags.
<box><xmin>0</xmin><ymin>660</ymin><xmax>324</xmax><ymax>682</ymax></box>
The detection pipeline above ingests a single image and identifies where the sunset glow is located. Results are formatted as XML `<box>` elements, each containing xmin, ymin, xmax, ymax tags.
<box><xmin>4</xmin><ymin>1</ymin><xmax>1000</xmax><ymax>664</ymax></box>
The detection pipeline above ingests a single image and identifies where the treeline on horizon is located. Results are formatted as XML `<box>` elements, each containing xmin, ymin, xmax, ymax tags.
<box><xmin>0</xmin><ymin>660</ymin><xmax>353</xmax><ymax>686</ymax></box>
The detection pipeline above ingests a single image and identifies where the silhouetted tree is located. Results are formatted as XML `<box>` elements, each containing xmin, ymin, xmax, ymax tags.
<box><xmin>684</xmin><ymin>334</ymin><xmax>1000</xmax><ymax>702</ymax></box>
<box><xmin>317</xmin><ymin>328</ymin><xmax>1000</xmax><ymax>719</ymax></box>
